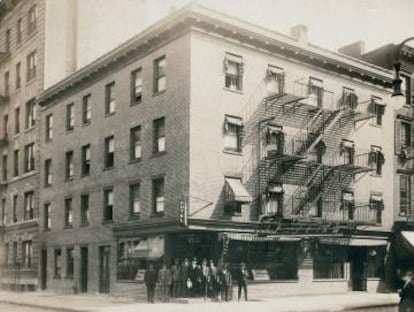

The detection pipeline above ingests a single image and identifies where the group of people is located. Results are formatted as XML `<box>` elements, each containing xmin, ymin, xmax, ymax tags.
<box><xmin>143</xmin><ymin>258</ymin><xmax>249</xmax><ymax>303</ymax></box>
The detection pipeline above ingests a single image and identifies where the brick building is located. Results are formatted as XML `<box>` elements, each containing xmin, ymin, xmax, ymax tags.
<box><xmin>0</xmin><ymin>0</ymin><xmax>147</xmax><ymax>291</ymax></box>
<box><xmin>36</xmin><ymin>4</ymin><xmax>406</xmax><ymax>297</ymax></box>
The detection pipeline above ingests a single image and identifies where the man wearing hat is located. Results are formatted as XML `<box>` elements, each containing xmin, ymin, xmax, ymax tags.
<box><xmin>179</xmin><ymin>258</ymin><xmax>190</xmax><ymax>297</ymax></box>
<box><xmin>201</xmin><ymin>258</ymin><xmax>210</xmax><ymax>299</ymax></box>
<box><xmin>170</xmin><ymin>258</ymin><xmax>181</xmax><ymax>298</ymax></box>
<box><xmin>188</xmin><ymin>257</ymin><xmax>201</xmax><ymax>297</ymax></box>
<box><xmin>237</xmin><ymin>262</ymin><xmax>249</xmax><ymax>301</ymax></box>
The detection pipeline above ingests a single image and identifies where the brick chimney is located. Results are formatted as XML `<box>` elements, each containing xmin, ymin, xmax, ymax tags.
<box><xmin>338</xmin><ymin>41</ymin><xmax>365</xmax><ymax>58</ymax></box>
<box><xmin>290</xmin><ymin>24</ymin><xmax>308</xmax><ymax>43</ymax></box>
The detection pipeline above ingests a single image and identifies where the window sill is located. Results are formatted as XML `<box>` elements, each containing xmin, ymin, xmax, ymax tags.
<box><xmin>398</xmin><ymin>213</ymin><xmax>411</xmax><ymax>218</ymax></box>
<box><xmin>82</xmin><ymin>121</ymin><xmax>91</xmax><ymax>128</ymax></box>
<box><xmin>65</xmin><ymin>177</ymin><xmax>74</xmax><ymax>182</ymax></box>
<box><xmin>369</xmin><ymin>123</ymin><xmax>382</xmax><ymax>128</ymax></box>
<box><xmin>223</xmin><ymin>149</ymin><xmax>242</xmax><ymax>156</ymax></box>
<box><xmin>150</xmin><ymin>212</ymin><xmax>164</xmax><ymax>218</ymax></box>
<box><xmin>104</xmin><ymin>112</ymin><xmax>116</xmax><ymax>118</ymax></box>
<box><xmin>129</xmin><ymin>158</ymin><xmax>142</xmax><ymax>164</ymax></box>
<box><xmin>129</xmin><ymin>214</ymin><xmax>141</xmax><ymax>221</ymax></box>
<box><xmin>65</xmin><ymin>276</ymin><xmax>74</xmax><ymax>280</ymax></box>
<box><xmin>81</xmin><ymin>173</ymin><xmax>90</xmax><ymax>178</ymax></box>
<box><xmin>151</xmin><ymin>151</ymin><xmax>166</xmax><ymax>158</ymax></box>
<box><xmin>25</xmin><ymin>76</ymin><xmax>37</xmax><ymax>87</ymax></box>
<box><xmin>80</xmin><ymin>222</ymin><xmax>89</xmax><ymax>227</ymax></box>
<box><xmin>130</xmin><ymin>99</ymin><xmax>142</xmax><ymax>106</ymax></box>
<box><xmin>153</xmin><ymin>90</ymin><xmax>166</xmax><ymax>97</ymax></box>
<box><xmin>103</xmin><ymin>166</ymin><xmax>114</xmax><ymax>172</ymax></box>
<box><xmin>102</xmin><ymin>219</ymin><xmax>114</xmax><ymax>224</ymax></box>
<box><xmin>43</xmin><ymin>228</ymin><xmax>51</xmax><ymax>232</ymax></box>
<box><xmin>223</xmin><ymin>87</ymin><xmax>243</xmax><ymax>94</ymax></box>
<box><xmin>44</xmin><ymin>184</ymin><xmax>52</xmax><ymax>188</ymax></box>
<box><xmin>370</xmin><ymin>173</ymin><xmax>382</xmax><ymax>178</ymax></box>
<box><xmin>24</xmin><ymin>126</ymin><xmax>35</xmax><ymax>134</ymax></box>
<box><xmin>45</xmin><ymin>138</ymin><xmax>53</xmax><ymax>143</ymax></box>
<box><xmin>66</xmin><ymin>129</ymin><xmax>74</xmax><ymax>135</ymax></box>
<box><xmin>63</xmin><ymin>225</ymin><xmax>73</xmax><ymax>229</ymax></box>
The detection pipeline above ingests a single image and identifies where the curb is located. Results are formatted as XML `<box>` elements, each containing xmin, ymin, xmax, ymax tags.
<box><xmin>342</xmin><ymin>302</ymin><xmax>399</xmax><ymax>311</ymax></box>
<box><xmin>0</xmin><ymin>299</ymin><xmax>91</xmax><ymax>312</ymax></box>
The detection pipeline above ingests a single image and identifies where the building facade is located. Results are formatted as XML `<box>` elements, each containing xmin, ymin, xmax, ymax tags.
<box><xmin>36</xmin><ymin>4</ymin><xmax>405</xmax><ymax>298</ymax></box>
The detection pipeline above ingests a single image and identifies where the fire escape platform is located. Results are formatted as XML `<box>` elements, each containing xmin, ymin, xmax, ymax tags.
<box><xmin>266</xmin><ymin>93</ymin><xmax>310</xmax><ymax>112</ymax></box>
<box><xmin>335</xmin><ymin>163</ymin><xmax>373</xmax><ymax>175</ymax></box>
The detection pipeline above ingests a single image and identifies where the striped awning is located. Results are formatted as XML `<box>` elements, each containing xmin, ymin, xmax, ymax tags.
<box><xmin>401</xmin><ymin>231</ymin><xmax>414</xmax><ymax>248</ymax></box>
<box><xmin>226</xmin><ymin>232</ymin><xmax>301</xmax><ymax>242</ymax></box>
<box><xmin>319</xmin><ymin>237</ymin><xmax>388</xmax><ymax>246</ymax></box>
<box><xmin>225</xmin><ymin>178</ymin><xmax>252</xmax><ymax>203</ymax></box>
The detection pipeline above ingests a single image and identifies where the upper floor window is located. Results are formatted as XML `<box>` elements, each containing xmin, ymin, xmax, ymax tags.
<box><xmin>54</xmin><ymin>249</ymin><xmax>62</xmax><ymax>278</ymax></box>
<box><xmin>64</xmin><ymin>197</ymin><xmax>73</xmax><ymax>227</ymax></box>
<box><xmin>2</xmin><ymin>154</ymin><xmax>7</xmax><ymax>181</ymax></box>
<box><xmin>342</xmin><ymin>87</ymin><xmax>358</xmax><ymax>109</ymax></box>
<box><xmin>28</xmin><ymin>5</ymin><xmax>38</xmax><ymax>34</ymax></box>
<box><xmin>24</xmin><ymin>143</ymin><xmax>35</xmax><ymax>172</ymax></box>
<box><xmin>129</xmin><ymin>183</ymin><xmax>141</xmax><ymax>218</ymax></box>
<box><xmin>14</xmin><ymin>107</ymin><xmax>20</xmax><ymax>134</ymax></box>
<box><xmin>130</xmin><ymin>126</ymin><xmax>141</xmax><ymax>160</ymax></box>
<box><xmin>152</xmin><ymin>177</ymin><xmax>165</xmax><ymax>214</ymax></box>
<box><xmin>264</xmin><ymin>124</ymin><xmax>284</xmax><ymax>157</ymax></box>
<box><xmin>131</xmin><ymin>68</ymin><xmax>142</xmax><ymax>104</ymax></box>
<box><xmin>16</xmin><ymin>18</ymin><xmax>22</xmax><ymax>44</ymax></box>
<box><xmin>82</xmin><ymin>94</ymin><xmax>91</xmax><ymax>125</ymax></box>
<box><xmin>1</xmin><ymin>198</ymin><xmax>6</xmax><ymax>226</ymax></box>
<box><xmin>24</xmin><ymin>191</ymin><xmax>34</xmax><ymax>220</ymax></box>
<box><xmin>266</xmin><ymin>65</ymin><xmax>285</xmax><ymax>94</ymax></box>
<box><xmin>16</xmin><ymin>62</ymin><xmax>21</xmax><ymax>89</ymax></box>
<box><xmin>26</xmin><ymin>51</ymin><xmax>37</xmax><ymax>81</ymax></box>
<box><xmin>3</xmin><ymin>114</ymin><xmax>8</xmax><ymax>139</ymax></box>
<box><xmin>66</xmin><ymin>248</ymin><xmax>74</xmax><ymax>278</ymax></box>
<box><xmin>153</xmin><ymin>118</ymin><xmax>165</xmax><ymax>154</ymax></box>
<box><xmin>224</xmin><ymin>115</ymin><xmax>243</xmax><ymax>153</ymax></box>
<box><xmin>400</xmin><ymin>174</ymin><xmax>411</xmax><ymax>216</ymax></box>
<box><xmin>44</xmin><ymin>202</ymin><xmax>51</xmax><ymax>230</ymax></box>
<box><xmin>12</xmin><ymin>194</ymin><xmax>17</xmax><ymax>222</ymax></box>
<box><xmin>80</xmin><ymin>194</ymin><xmax>89</xmax><ymax>226</ymax></box>
<box><xmin>308</xmin><ymin>77</ymin><xmax>323</xmax><ymax>107</ymax></box>
<box><xmin>22</xmin><ymin>240</ymin><xmax>32</xmax><ymax>268</ymax></box>
<box><xmin>104</xmin><ymin>136</ymin><xmax>114</xmax><ymax>168</ymax></box>
<box><xmin>370</xmin><ymin>96</ymin><xmax>385</xmax><ymax>126</ymax></box>
<box><xmin>4</xmin><ymin>71</ymin><xmax>9</xmax><ymax>96</ymax></box>
<box><xmin>65</xmin><ymin>151</ymin><xmax>74</xmax><ymax>180</ymax></box>
<box><xmin>13</xmin><ymin>149</ymin><xmax>19</xmax><ymax>177</ymax></box>
<box><xmin>341</xmin><ymin>191</ymin><xmax>355</xmax><ymax>220</ymax></box>
<box><xmin>369</xmin><ymin>146</ymin><xmax>385</xmax><ymax>176</ymax></box>
<box><xmin>395</xmin><ymin>118</ymin><xmax>411</xmax><ymax>155</ymax></box>
<box><xmin>45</xmin><ymin>114</ymin><xmax>53</xmax><ymax>141</ymax></box>
<box><xmin>224</xmin><ymin>177</ymin><xmax>252</xmax><ymax>215</ymax></box>
<box><xmin>44</xmin><ymin>158</ymin><xmax>52</xmax><ymax>186</ymax></box>
<box><xmin>401</xmin><ymin>74</ymin><xmax>412</xmax><ymax>106</ymax></box>
<box><xmin>103</xmin><ymin>188</ymin><xmax>114</xmax><ymax>221</ymax></box>
<box><xmin>340</xmin><ymin>140</ymin><xmax>355</xmax><ymax>165</ymax></box>
<box><xmin>369</xmin><ymin>194</ymin><xmax>384</xmax><ymax>225</ymax></box>
<box><xmin>154</xmin><ymin>56</ymin><xmax>166</xmax><ymax>94</ymax></box>
<box><xmin>26</xmin><ymin>98</ymin><xmax>36</xmax><ymax>128</ymax></box>
<box><xmin>81</xmin><ymin>144</ymin><xmax>91</xmax><ymax>176</ymax></box>
<box><xmin>66</xmin><ymin>103</ymin><xmax>74</xmax><ymax>132</ymax></box>
<box><xmin>105</xmin><ymin>82</ymin><xmax>115</xmax><ymax>115</ymax></box>
<box><xmin>224</xmin><ymin>53</ymin><xmax>243</xmax><ymax>91</ymax></box>
<box><xmin>5</xmin><ymin>29</ymin><xmax>10</xmax><ymax>52</ymax></box>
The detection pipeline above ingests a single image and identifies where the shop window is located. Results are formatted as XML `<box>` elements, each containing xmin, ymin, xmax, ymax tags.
<box><xmin>54</xmin><ymin>249</ymin><xmax>62</xmax><ymax>278</ymax></box>
<box><xmin>131</xmin><ymin>68</ymin><xmax>143</xmax><ymax>104</ymax></box>
<box><xmin>64</xmin><ymin>197</ymin><xmax>73</xmax><ymax>227</ymax></box>
<box><xmin>80</xmin><ymin>194</ymin><xmax>89</xmax><ymax>225</ymax></box>
<box><xmin>342</xmin><ymin>87</ymin><xmax>358</xmax><ymax>109</ymax></box>
<box><xmin>152</xmin><ymin>177</ymin><xmax>164</xmax><ymax>214</ymax></box>
<box><xmin>308</xmin><ymin>77</ymin><xmax>323</xmax><ymax>107</ymax></box>
<box><xmin>82</xmin><ymin>94</ymin><xmax>91</xmax><ymax>125</ymax></box>
<box><xmin>104</xmin><ymin>136</ymin><xmax>114</xmax><ymax>168</ymax></box>
<box><xmin>44</xmin><ymin>202</ymin><xmax>51</xmax><ymax>230</ymax></box>
<box><xmin>45</xmin><ymin>114</ymin><xmax>53</xmax><ymax>141</ymax></box>
<box><xmin>26</xmin><ymin>50</ymin><xmax>37</xmax><ymax>81</ymax></box>
<box><xmin>369</xmin><ymin>146</ymin><xmax>384</xmax><ymax>175</ymax></box>
<box><xmin>81</xmin><ymin>144</ymin><xmax>91</xmax><ymax>176</ymax></box>
<box><xmin>154</xmin><ymin>55</ymin><xmax>166</xmax><ymax>94</ymax></box>
<box><xmin>130</xmin><ymin>183</ymin><xmax>141</xmax><ymax>218</ymax></box>
<box><xmin>66</xmin><ymin>248</ymin><xmax>74</xmax><ymax>278</ymax></box>
<box><xmin>266</xmin><ymin>65</ymin><xmax>285</xmax><ymax>94</ymax></box>
<box><xmin>105</xmin><ymin>82</ymin><xmax>115</xmax><ymax>115</ymax></box>
<box><xmin>65</xmin><ymin>151</ymin><xmax>74</xmax><ymax>180</ymax></box>
<box><xmin>224</xmin><ymin>53</ymin><xmax>243</xmax><ymax>91</ymax></box>
<box><xmin>224</xmin><ymin>115</ymin><xmax>243</xmax><ymax>153</ymax></box>
<box><xmin>22</xmin><ymin>240</ymin><xmax>32</xmax><ymax>268</ymax></box>
<box><xmin>366</xmin><ymin>247</ymin><xmax>385</xmax><ymax>279</ymax></box>
<box><xmin>24</xmin><ymin>143</ymin><xmax>35</xmax><ymax>172</ymax></box>
<box><xmin>24</xmin><ymin>191</ymin><xmax>34</xmax><ymax>220</ymax></box>
<box><xmin>400</xmin><ymin>175</ymin><xmax>411</xmax><ymax>216</ymax></box>
<box><xmin>313</xmin><ymin>244</ymin><xmax>345</xmax><ymax>279</ymax></box>
<box><xmin>153</xmin><ymin>118</ymin><xmax>165</xmax><ymax>154</ymax></box>
<box><xmin>26</xmin><ymin>99</ymin><xmax>36</xmax><ymax>129</ymax></box>
<box><xmin>44</xmin><ymin>158</ymin><xmax>52</xmax><ymax>186</ymax></box>
<box><xmin>103</xmin><ymin>188</ymin><xmax>114</xmax><ymax>221</ymax></box>
<box><xmin>130</xmin><ymin>126</ymin><xmax>142</xmax><ymax>160</ymax></box>
<box><xmin>66</xmin><ymin>102</ymin><xmax>74</xmax><ymax>132</ymax></box>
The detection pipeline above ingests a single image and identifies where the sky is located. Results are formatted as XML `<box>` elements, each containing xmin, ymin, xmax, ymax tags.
<box><xmin>146</xmin><ymin>0</ymin><xmax>414</xmax><ymax>53</ymax></box>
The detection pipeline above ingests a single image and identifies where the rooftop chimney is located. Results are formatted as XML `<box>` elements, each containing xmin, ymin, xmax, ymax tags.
<box><xmin>338</xmin><ymin>41</ymin><xmax>365</xmax><ymax>58</ymax></box>
<box><xmin>290</xmin><ymin>24</ymin><xmax>308</xmax><ymax>43</ymax></box>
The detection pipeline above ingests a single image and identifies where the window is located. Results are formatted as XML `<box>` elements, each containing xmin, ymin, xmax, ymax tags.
<box><xmin>117</xmin><ymin>239</ymin><xmax>149</xmax><ymax>280</ymax></box>
<box><xmin>370</xmin><ymin>195</ymin><xmax>384</xmax><ymax>225</ymax></box>
<box><xmin>2</xmin><ymin>154</ymin><xmax>7</xmax><ymax>181</ymax></box>
<box><xmin>341</xmin><ymin>191</ymin><xmax>355</xmax><ymax>220</ymax></box>
<box><xmin>2</xmin><ymin>114</ymin><xmax>8</xmax><ymax>138</ymax></box>
<box><xmin>5</xmin><ymin>29</ymin><xmax>10</xmax><ymax>52</ymax></box>
<box><xmin>26</xmin><ymin>98</ymin><xmax>36</xmax><ymax>128</ymax></box>
<box><xmin>12</xmin><ymin>242</ymin><xmax>18</xmax><ymax>266</ymax></box>
<box><xmin>24</xmin><ymin>143</ymin><xmax>35</xmax><ymax>172</ymax></box>
<box><xmin>266</xmin><ymin>65</ymin><xmax>285</xmax><ymax>94</ymax></box>
<box><xmin>44</xmin><ymin>159</ymin><xmax>52</xmax><ymax>186</ymax></box>
<box><xmin>4</xmin><ymin>71</ymin><xmax>9</xmax><ymax>96</ymax></box>
<box><xmin>104</xmin><ymin>136</ymin><xmax>114</xmax><ymax>168</ymax></box>
<box><xmin>366</xmin><ymin>247</ymin><xmax>385</xmax><ymax>278</ymax></box>
<box><xmin>154</xmin><ymin>55</ymin><xmax>166</xmax><ymax>94</ymax></box>
<box><xmin>153</xmin><ymin>118</ymin><xmax>165</xmax><ymax>154</ymax></box>
<box><xmin>129</xmin><ymin>183</ymin><xmax>140</xmax><ymax>218</ymax></box>
<box><xmin>22</xmin><ymin>241</ymin><xmax>32</xmax><ymax>268</ymax></box>
<box><xmin>24</xmin><ymin>191</ymin><xmax>34</xmax><ymax>220</ymax></box>
<box><xmin>64</xmin><ymin>197</ymin><xmax>73</xmax><ymax>227</ymax></box>
<box><xmin>369</xmin><ymin>146</ymin><xmax>384</xmax><ymax>176</ymax></box>
<box><xmin>224</xmin><ymin>177</ymin><xmax>252</xmax><ymax>215</ymax></box>
<box><xmin>313</xmin><ymin>245</ymin><xmax>345</xmax><ymax>279</ymax></box>
<box><xmin>262</xmin><ymin>183</ymin><xmax>284</xmax><ymax>217</ymax></box>
<box><xmin>131</xmin><ymin>68</ymin><xmax>142</xmax><ymax>104</ymax></box>
<box><xmin>16</xmin><ymin>18</ymin><xmax>22</xmax><ymax>44</ymax></box>
<box><xmin>81</xmin><ymin>144</ymin><xmax>91</xmax><ymax>176</ymax></box>
<box><xmin>103</xmin><ymin>188</ymin><xmax>113</xmax><ymax>221</ymax></box>
<box><xmin>4</xmin><ymin>242</ymin><xmax>8</xmax><ymax>265</ymax></box>
<box><xmin>66</xmin><ymin>103</ymin><xmax>74</xmax><ymax>132</ymax></box>
<box><xmin>82</xmin><ymin>94</ymin><xmax>91</xmax><ymax>125</ymax></box>
<box><xmin>105</xmin><ymin>82</ymin><xmax>115</xmax><ymax>115</ymax></box>
<box><xmin>152</xmin><ymin>177</ymin><xmax>164</xmax><ymax>214</ymax></box>
<box><xmin>80</xmin><ymin>194</ymin><xmax>89</xmax><ymax>225</ymax></box>
<box><xmin>14</xmin><ymin>107</ymin><xmax>20</xmax><ymax>134</ymax></box>
<box><xmin>224</xmin><ymin>53</ymin><xmax>243</xmax><ymax>91</ymax></box>
<box><xmin>224</xmin><ymin>115</ymin><xmax>243</xmax><ymax>152</ymax></box>
<box><xmin>27</xmin><ymin>51</ymin><xmax>37</xmax><ymax>81</ymax></box>
<box><xmin>1</xmin><ymin>198</ymin><xmax>6</xmax><ymax>225</ymax></box>
<box><xmin>340</xmin><ymin>140</ymin><xmax>355</xmax><ymax>165</ymax></box>
<box><xmin>13</xmin><ymin>149</ymin><xmax>19</xmax><ymax>177</ymax></box>
<box><xmin>308</xmin><ymin>77</ymin><xmax>324</xmax><ymax>107</ymax></box>
<box><xmin>28</xmin><ymin>5</ymin><xmax>37</xmax><ymax>34</ymax></box>
<box><xmin>130</xmin><ymin>126</ymin><xmax>141</xmax><ymax>160</ymax></box>
<box><xmin>65</xmin><ymin>151</ymin><xmax>74</xmax><ymax>180</ymax></box>
<box><xmin>45</xmin><ymin>114</ymin><xmax>53</xmax><ymax>141</ymax></box>
<box><xmin>54</xmin><ymin>249</ymin><xmax>62</xmax><ymax>278</ymax></box>
<box><xmin>395</xmin><ymin>119</ymin><xmax>411</xmax><ymax>155</ymax></box>
<box><xmin>44</xmin><ymin>202</ymin><xmax>51</xmax><ymax>230</ymax></box>
<box><xmin>12</xmin><ymin>195</ymin><xmax>17</xmax><ymax>223</ymax></box>
<box><xmin>371</xmin><ymin>96</ymin><xmax>385</xmax><ymax>126</ymax></box>
<box><xmin>66</xmin><ymin>248</ymin><xmax>74</xmax><ymax>278</ymax></box>
<box><xmin>16</xmin><ymin>62</ymin><xmax>21</xmax><ymax>89</ymax></box>
<box><xmin>400</xmin><ymin>175</ymin><xmax>411</xmax><ymax>216</ymax></box>
<box><xmin>264</xmin><ymin>124</ymin><xmax>284</xmax><ymax>157</ymax></box>
<box><xmin>401</xmin><ymin>74</ymin><xmax>412</xmax><ymax>105</ymax></box>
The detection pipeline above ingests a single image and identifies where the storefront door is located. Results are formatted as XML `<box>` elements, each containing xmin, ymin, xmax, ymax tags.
<box><xmin>40</xmin><ymin>249</ymin><xmax>47</xmax><ymax>290</ymax></box>
<box><xmin>99</xmin><ymin>246</ymin><xmax>110</xmax><ymax>294</ymax></box>
<box><xmin>351</xmin><ymin>248</ymin><xmax>367</xmax><ymax>291</ymax></box>
<box><xmin>80</xmin><ymin>247</ymin><xmax>88</xmax><ymax>293</ymax></box>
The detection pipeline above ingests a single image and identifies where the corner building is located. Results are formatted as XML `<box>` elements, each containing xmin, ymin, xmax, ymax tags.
<box><xmin>38</xmin><ymin>5</ymin><xmax>405</xmax><ymax>297</ymax></box>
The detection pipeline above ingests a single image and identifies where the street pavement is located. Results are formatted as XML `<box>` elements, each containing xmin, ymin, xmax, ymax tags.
<box><xmin>0</xmin><ymin>290</ymin><xmax>400</xmax><ymax>312</ymax></box>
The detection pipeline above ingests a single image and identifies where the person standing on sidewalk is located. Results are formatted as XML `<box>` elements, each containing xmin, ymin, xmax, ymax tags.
<box><xmin>158</xmin><ymin>263</ymin><xmax>172</xmax><ymax>302</ymax></box>
<box><xmin>200</xmin><ymin>258</ymin><xmax>210</xmax><ymax>300</ymax></box>
<box><xmin>221</xmin><ymin>264</ymin><xmax>233</xmax><ymax>302</ymax></box>
<box><xmin>237</xmin><ymin>262</ymin><xmax>249</xmax><ymax>301</ymax></box>
<box><xmin>399</xmin><ymin>270</ymin><xmax>414</xmax><ymax>312</ymax></box>
<box><xmin>180</xmin><ymin>258</ymin><xmax>190</xmax><ymax>297</ymax></box>
<box><xmin>170</xmin><ymin>259</ymin><xmax>181</xmax><ymax>298</ymax></box>
<box><xmin>144</xmin><ymin>264</ymin><xmax>158</xmax><ymax>303</ymax></box>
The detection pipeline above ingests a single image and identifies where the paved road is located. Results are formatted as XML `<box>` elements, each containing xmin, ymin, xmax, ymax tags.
<box><xmin>0</xmin><ymin>303</ymin><xmax>61</xmax><ymax>311</ymax></box>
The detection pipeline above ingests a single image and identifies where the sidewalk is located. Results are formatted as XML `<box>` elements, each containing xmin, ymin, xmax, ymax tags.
<box><xmin>0</xmin><ymin>290</ymin><xmax>400</xmax><ymax>312</ymax></box>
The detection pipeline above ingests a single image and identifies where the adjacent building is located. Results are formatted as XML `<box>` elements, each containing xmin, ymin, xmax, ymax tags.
<box><xmin>36</xmin><ymin>4</ymin><xmax>405</xmax><ymax>297</ymax></box>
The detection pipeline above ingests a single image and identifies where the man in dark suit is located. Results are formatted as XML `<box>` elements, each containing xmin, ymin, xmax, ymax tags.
<box><xmin>237</xmin><ymin>262</ymin><xmax>249</xmax><ymax>301</ymax></box>
<box><xmin>144</xmin><ymin>264</ymin><xmax>158</xmax><ymax>303</ymax></box>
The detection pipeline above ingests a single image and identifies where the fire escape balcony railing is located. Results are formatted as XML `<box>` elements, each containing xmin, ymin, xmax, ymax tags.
<box><xmin>341</xmin><ymin>203</ymin><xmax>379</xmax><ymax>225</ymax></box>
